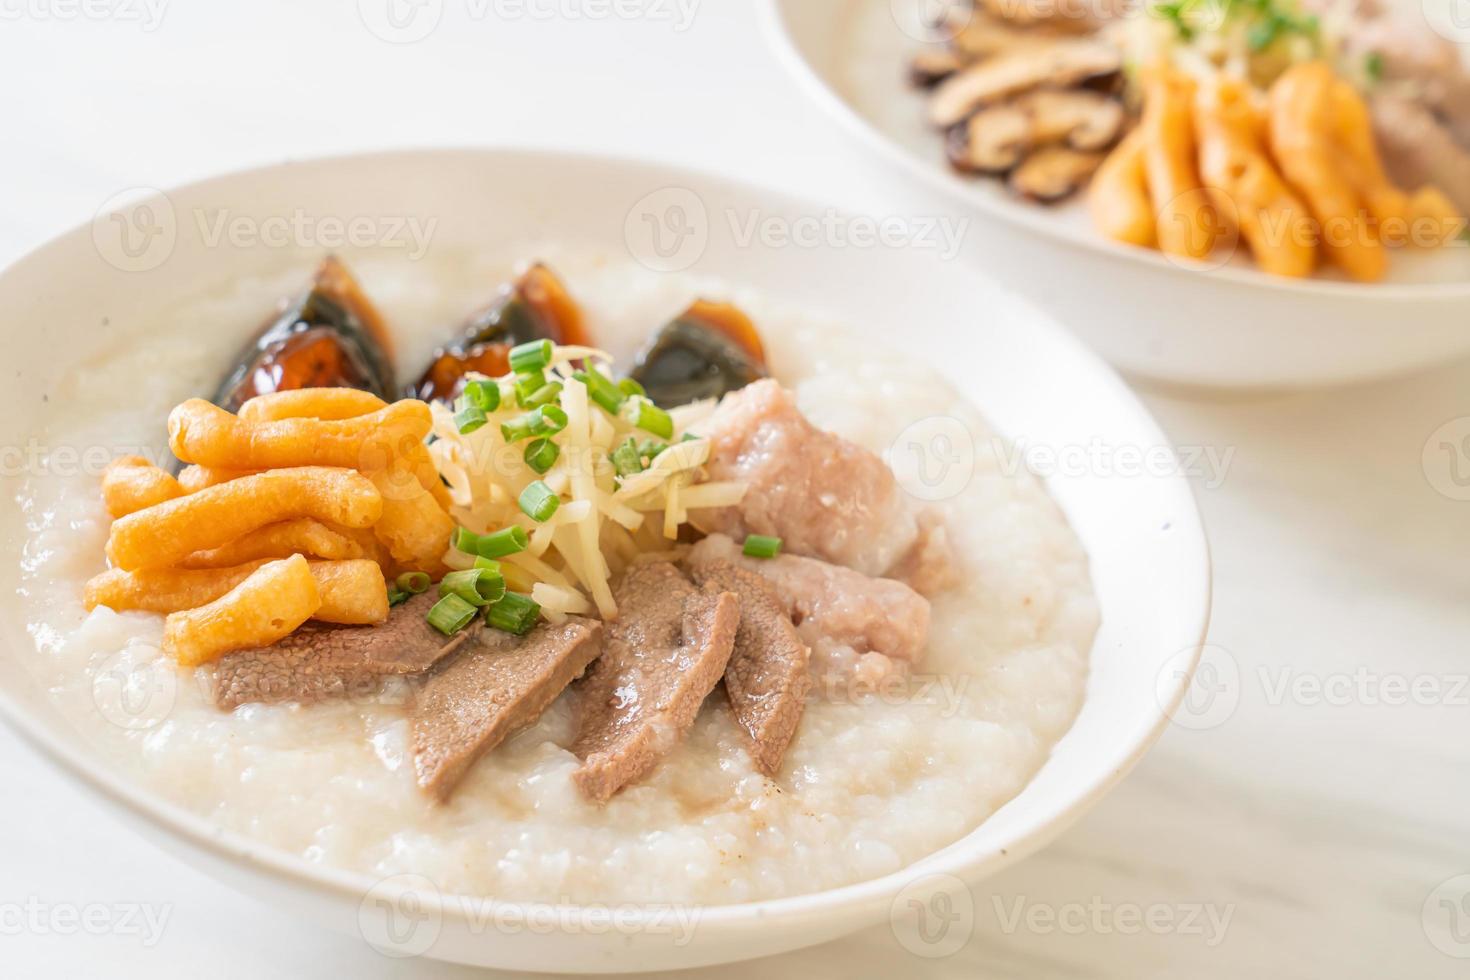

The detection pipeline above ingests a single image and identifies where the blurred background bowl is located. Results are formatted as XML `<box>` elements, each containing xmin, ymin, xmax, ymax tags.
<box><xmin>760</xmin><ymin>0</ymin><xmax>1470</xmax><ymax>390</ymax></box>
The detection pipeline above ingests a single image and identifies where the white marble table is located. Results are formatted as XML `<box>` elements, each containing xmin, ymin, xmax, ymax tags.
<box><xmin>2</xmin><ymin>2</ymin><xmax>1467</xmax><ymax>976</ymax></box>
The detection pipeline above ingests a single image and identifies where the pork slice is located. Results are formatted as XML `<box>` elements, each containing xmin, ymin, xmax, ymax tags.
<box><xmin>1344</xmin><ymin>15</ymin><xmax>1470</xmax><ymax>147</ymax></box>
<box><xmin>1368</xmin><ymin>93</ymin><xmax>1470</xmax><ymax>214</ymax></box>
<box><xmin>411</xmin><ymin>616</ymin><xmax>602</xmax><ymax>802</ymax></box>
<box><xmin>888</xmin><ymin>509</ymin><xmax>961</xmax><ymax>597</ymax></box>
<box><xmin>211</xmin><ymin>592</ymin><xmax>473</xmax><ymax>710</ymax></box>
<box><xmin>687</xmin><ymin>560</ymin><xmax>811</xmax><ymax>775</ymax></box>
<box><xmin>687</xmin><ymin>534</ymin><xmax>930</xmax><ymax>668</ymax></box>
<box><xmin>690</xmin><ymin>379</ymin><xmax>920</xmax><ymax>579</ymax></box>
<box><xmin>571</xmin><ymin>563</ymin><xmax>739</xmax><ymax>802</ymax></box>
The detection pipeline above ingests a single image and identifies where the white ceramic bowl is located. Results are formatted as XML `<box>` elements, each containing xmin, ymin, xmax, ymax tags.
<box><xmin>760</xmin><ymin>0</ymin><xmax>1470</xmax><ymax>389</ymax></box>
<box><xmin>0</xmin><ymin>149</ymin><xmax>1210</xmax><ymax>972</ymax></box>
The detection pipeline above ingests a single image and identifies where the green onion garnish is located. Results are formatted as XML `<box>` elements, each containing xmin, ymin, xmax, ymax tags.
<box><xmin>477</xmin><ymin>525</ymin><xmax>529</xmax><ymax>558</ymax></box>
<box><xmin>427</xmin><ymin>593</ymin><xmax>479</xmax><ymax>635</ymax></box>
<box><xmin>574</xmin><ymin>369</ymin><xmax>626</xmax><ymax>415</ymax></box>
<box><xmin>500</xmin><ymin>414</ymin><xmax>536</xmax><ymax>443</ymax></box>
<box><xmin>388</xmin><ymin>587</ymin><xmax>411</xmax><ymax>607</ymax></box>
<box><xmin>453</xmin><ymin>525</ymin><xmax>528</xmax><ymax>559</ymax></box>
<box><xmin>463</xmin><ymin>379</ymin><xmax>500</xmax><ymax>413</ymax></box>
<box><xmin>500</xmin><ymin>404</ymin><xmax>568</xmax><ymax>443</ymax></box>
<box><xmin>742</xmin><ymin>534</ymin><xmax>782</xmax><ymax>559</ymax></box>
<box><xmin>454</xmin><ymin>397</ymin><xmax>488</xmax><ymax>435</ymax></box>
<box><xmin>486</xmin><ymin>591</ymin><xmax>541</xmax><ymax>635</ymax></box>
<box><xmin>512</xmin><ymin>371</ymin><xmax>545</xmax><ymax>406</ymax></box>
<box><xmin>627</xmin><ymin>397</ymin><xmax>674</xmax><ymax>439</ymax></box>
<box><xmin>617</xmin><ymin>377</ymin><xmax>646</xmax><ymax>398</ymax></box>
<box><xmin>518</xmin><ymin>480</ymin><xmax>560</xmax><ymax>522</ymax></box>
<box><xmin>453</xmin><ymin>526</ymin><xmax>482</xmax><ymax>554</ymax></box>
<box><xmin>536</xmin><ymin>404</ymin><xmax>568</xmax><ymax>435</ymax></box>
<box><xmin>473</xmin><ymin>556</ymin><xmax>502</xmax><ymax>573</ymax></box>
<box><xmin>640</xmin><ymin>438</ymin><xmax>668</xmax><ymax>459</ymax></box>
<box><xmin>439</xmin><ymin>567</ymin><xmax>507</xmax><ymax>608</ymax></box>
<box><xmin>395</xmin><ymin>571</ymin><xmax>431</xmax><ymax>595</ymax></box>
<box><xmin>524</xmin><ymin>437</ymin><xmax>560</xmax><ymax>474</ymax></box>
<box><xmin>1364</xmin><ymin>51</ymin><xmax>1384</xmax><ymax>83</ymax></box>
<box><xmin>508</xmin><ymin>339</ymin><xmax>554</xmax><ymax>374</ymax></box>
<box><xmin>522</xmin><ymin>381</ymin><xmax>563</xmax><ymax>409</ymax></box>
<box><xmin>611</xmin><ymin>438</ymin><xmax>644</xmax><ymax>478</ymax></box>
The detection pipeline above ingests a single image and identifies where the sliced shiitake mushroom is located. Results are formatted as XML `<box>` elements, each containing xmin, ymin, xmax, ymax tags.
<box><xmin>928</xmin><ymin>38</ymin><xmax>1122</xmax><ymax>128</ymax></box>
<box><xmin>1029</xmin><ymin>90</ymin><xmax>1126</xmax><ymax>150</ymax></box>
<box><xmin>947</xmin><ymin>11</ymin><xmax>1074</xmax><ymax>61</ymax></box>
<box><xmin>947</xmin><ymin>103</ymin><xmax>1033</xmax><ymax>173</ymax></box>
<box><xmin>970</xmin><ymin>0</ymin><xmax>1126</xmax><ymax>30</ymax></box>
<box><xmin>910</xmin><ymin>48</ymin><xmax>964</xmax><ymax>88</ymax></box>
<box><xmin>947</xmin><ymin>89</ymin><xmax>1125</xmax><ymax>173</ymax></box>
<box><xmin>1007</xmin><ymin>146</ymin><xmax>1106</xmax><ymax>203</ymax></box>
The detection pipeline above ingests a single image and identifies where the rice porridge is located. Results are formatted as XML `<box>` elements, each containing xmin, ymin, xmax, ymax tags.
<box><xmin>15</xmin><ymin>248</ymin><xmax>1097</xmax><ymax>905</ymax></box>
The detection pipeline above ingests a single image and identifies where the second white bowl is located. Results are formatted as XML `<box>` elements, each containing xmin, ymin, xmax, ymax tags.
<box><xmin>760</xmin><ymin>0</ymin><xmax>1470</xmax><ymax>389</ymax></box>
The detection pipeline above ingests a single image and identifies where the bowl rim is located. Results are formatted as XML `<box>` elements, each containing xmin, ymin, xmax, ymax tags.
<box><xmin>0</xmin><ymin>144</ymin><xmax>1213</xmax><ymax>935</ymax></box>
<box><xmin>755</xmin><ymin>0</ymin><xmax>1470</xmax><ymax>302</ymax></box>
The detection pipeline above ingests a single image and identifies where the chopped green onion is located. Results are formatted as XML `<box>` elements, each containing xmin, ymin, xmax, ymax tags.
<box><xmin>453</xmin><ymin>525</ymin><xmax>528</xmax><ymax>558</ymax></box>
<box><xmin>522</xmin><ymin>381</ymin><xmax>563</xmax><ymax>409</ymax></box>
<box><xmin>574</xmin><ymin>369</ymin><xmax>626</xmax><ymax>414</ymax></box>
<box><xmin>536</xmin><ymin>404</ymin><xmax>568</xmax><ymax>435</ymax></box>
<box><xmin>395</xmin><ymin>571</ymin><xmax>431</xmax><ymax>595</ymax></box>
<box><xmin>387</xmin><ymin>587</ymin><xmax>411</xmax><ymax>607</ymax></box>
<box><xmin>478</xmin><ymin>525</ymin><xmax>529</xmax><ymax>558</ymax></box>
<box><xmin>1364</xmin><ymin>51</ymin><xmax>1383</xmax><ymax>83</ymax></box>
<box><xmin>524</xmin><ymin>437</ymin><xmax>560</xmax><ymax>474</ymax></box>
<box><xmin>627</xmin><ymin>397</ymin><xmax>674</xmax><ymax>439</ymax></box>
<box><xmin>439</xmin><ymin>567</ymin><xmax>507</xmax><ymax>607</ymax></box>
<box><xmin>486</xmin><ymin>591</ymin><xmax>541</xmax><ymax>635</ymax></box>
<box><xmin>742</xmin><ymin>534</ymin><xmax>782</xmax><ymax>559</ymax></box>
<box><xmin>508</xmin><ymin>339</ymin><xmax>554</xmax><ymax>373</ymax></box>
<box><xmin>680</xmin><ymin>432</ymin><xmax>700</xmax><ymax>442</ymax></box>
<box><xmin>617</xmin><ymin>377</ymin><xmax>646</xmax><ymax>398</ymax></box>
<box><xmin>1247</xmin><ymin>16</ymin><xmax>1280</xmax><ymax>50</ymax></box>
<box><xmin>518</xmin><ymin>480</ymin><xmax>561</xmax><ymax>522</ymax></box>
<box><xmin>500</xmin><ymin>404</ymin><xmax>568</xmax><ymax>443</ymax></box>
<box><xmin>463</xmin><ymin>379</ymin><xmax>500</xmax><ymax>413</ymax></box>
<box><xmin>454</xmin><ymin>397</ymin><xmax>488</xmax><ymax>435</ymax></box>
<box><xmin>473</xmin><ymin>556</ymin><xmax>502</xmax><ymax>573</ymax></box>
<box><xmin>640</xmin><ymin>438</ymin><xmax>669</xmax><ymax>459</ymax></box>
<box><xmin>611</xmin><ymin>438</ymin><xmax>644</xmax><ymax>477</ymax></box>
<box><xmin>513</xmin><ymin>371</ymin><xmax>546</xmax><ymax>406</ymax></box>
<box><xmin>500</xmin><ymin>414</ymin><xmax>537</xmax><ymax>443</ymax></box>
<box><xmin>427</xmin><ymin>593</ymin><xmax>479</xmax><ymax>635</ymax></box>
<box><xmin>453</xmin><ymin>526</ymin><xmax>482</xmax><ymax>554</ymax></box>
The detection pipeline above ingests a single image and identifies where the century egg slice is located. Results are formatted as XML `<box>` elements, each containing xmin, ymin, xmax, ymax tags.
<box><xmin>213</xmin><ymin>256</ymin><xmax>396</xmax><ymax>412</ymax></box>
<box><xmin>629</xmin><ymin>300</ymin><xmax>768</xmax><ymax>408</ymax></box>
<box><xmin>411</xmin><ymin>263</ymin><xmax>587</xmax><ymax>402</ymax></box>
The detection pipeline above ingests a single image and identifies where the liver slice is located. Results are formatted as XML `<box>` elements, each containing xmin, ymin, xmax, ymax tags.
<box><xmin>211</xmin><ymin>592</ymin><xmax>473</xmax><ymax>710</ymax></box>
<box><xmin>411</xmin><ymin>616</ymin><xmax>603</xmax><ymax>802</ymax></box>
<box><xmin>688</xmin><ymin>559</ymin><xmax>811</xmax><ymax>775</ymax></box>
<box><xmin>687</xmin><ymin>534</ymin><xmax>930</xmax><ymax>665</ymax></box>
<box><xmin>572</xmin><ymin>562</ymin><xmax>739</xmax><ymax>802</ymax></box>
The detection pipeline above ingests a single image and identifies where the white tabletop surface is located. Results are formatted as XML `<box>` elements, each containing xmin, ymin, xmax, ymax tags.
<box><xmin>3</xmin><ymin>2</ymin><xmax>1469</xmax><ymax>977</ymax></box>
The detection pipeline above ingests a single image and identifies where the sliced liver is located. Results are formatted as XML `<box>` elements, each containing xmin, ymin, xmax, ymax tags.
<box><xmin>688</xmin><ymin>559</ymin><xmax>810</xmax><ymax>775</ymax></box>
<box><xmin>572</xmin><ymin>562</ymin><xmax>739</xmax><ymax>802</ymax></box>
<box><xmin>687</xmin><ymin>534</ymin><xmax>930</xmax><ymax>665</ymax></box>
<box><xmin>411</xmin><ymin>616</ymin><xmax>603</xmax><ymax>802</ymax></box>
<box><xmin>211</xmin><ymin>592</ymin><xmax>474</xmax><ymax>710</ymax></box>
